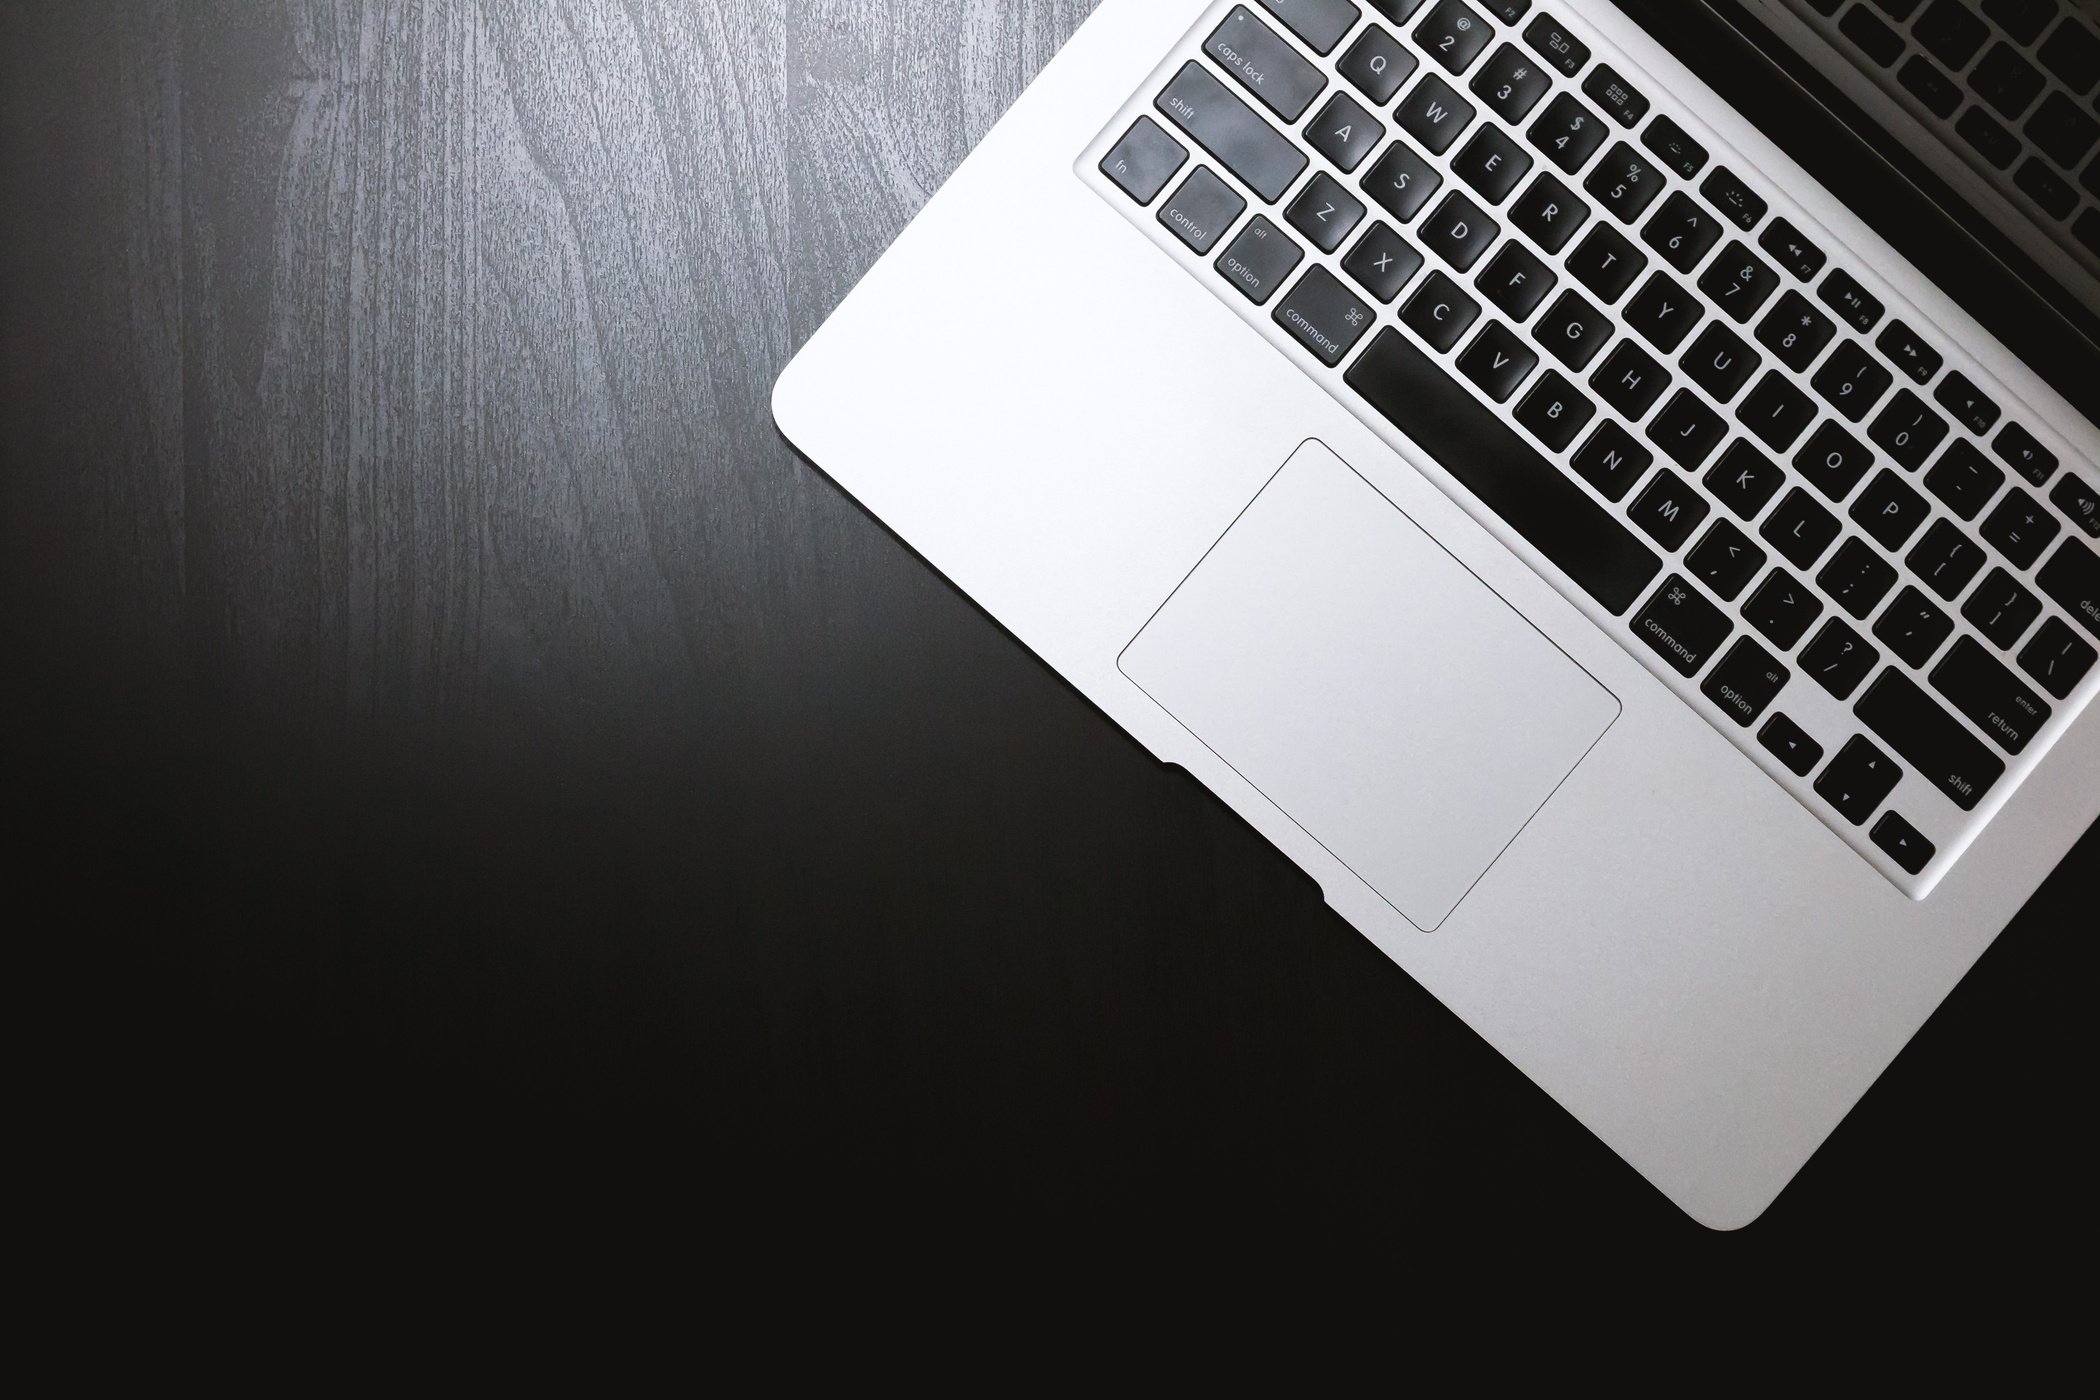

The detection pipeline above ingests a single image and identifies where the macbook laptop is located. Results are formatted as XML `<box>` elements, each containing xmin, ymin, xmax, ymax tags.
<box><xmin>773</xmin><ymin>0</ymin><xmax>2100</xmax><ymax>1227</ymax></box>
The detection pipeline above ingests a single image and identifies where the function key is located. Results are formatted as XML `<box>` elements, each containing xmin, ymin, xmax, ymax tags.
<box><xmin>1838</xmin><ymin>7</ymin><xmax>1907</xmax><ymax>69</ymax></box>
<box><xmin>1875</xmin><ymin>320</ymin><xmax>1943</xmax><ymax>385</ymax></box>
<box><xmin>2038</xmin><ymin>15</ymin><xmax>2100</xmax><ymax>96</ymax></box>
<box><xmin>1478</xmin><ymin>1</ymin><xmax>1532</xmax><ymax>22</ymax></box>
<box><xmin>2052</xmin><ymin>475</ymin><xmax>2100</xmax><ymax>538</ymax></box>
<box><xmin>1641</xmin><ymin>115</ymin><xmax>1710</xmax><ymax>180</ymax></box>
<box><xmin>1583</xmin><ymin>65</ymin><xmax>1651</xmax><ymax>128</ymax></box>
<box><xmin>1471</xmin><ymin>43</ymin><xmax>1552</xmax><ymax>123</ymax></box>
<box><xmin>1339</xmin><ymin>24</ymin><xmax>1420</xmax><ymax>106</ymax></box>
<box><xmin>2018</xmin><ymin>617</ymin><xmax>2099</xmax><ymax>701</ymax></box>
<box><xmin>1818</xmin><ymin>269</ymin><xmax>1884</xmax><ymax>332</ymax></box>
<box><xmin>1416</xmin><ymin>0</ymin><xmax>1495</xmax><ymax>74</ymax></box>
<box><xmin>1813</xmin><ymin>734</ymin><xmax>1903</xmax><ymax>826</ymax></box>
<box><xmin>1256</xmin><ymin>0</ymin><xmax>1363</xmax><ymax>56</ymax></box>
<box><xmin>1101</xmin><ymin>118</ymin><xmax>1187</xmax><ymax>204</ymax></box>
<box><xmin>1933</xmin><ymin>369</ymin><xmax>2001</xmax><ymax>434</ymax></box>
<box><xmin>1758</xmin><ymin>217</ymin><xmax>1827</xmax><ymax>282</ymax></box>
<box><xmin>1758</xmin><ymin>712</ymin><xmax>1825</xmax><ymax>777</ymax></box>
<box><xmin>1700</xmin><ymin>167</ymin><xmax>1769</xmax><ymax>231</ymax></box>
<box><xmin>1368</xmin><ymin>0</ymin><xmax>1433</xmax><ymax>17</ymax></box>
<box><xmin>1869</xmin><ymin>813</ymin><xmax>1935</xmax><ymax>877</ymax></box>
<box><xmin>1522</xmin><ymin>13</ymin><xmax>1592</xmax><ymax>77</ymax></box>
<box><xmin>1208</xmin><ymin>7</ymin><xmax>1332</xmax><ymax>122</ymax></box>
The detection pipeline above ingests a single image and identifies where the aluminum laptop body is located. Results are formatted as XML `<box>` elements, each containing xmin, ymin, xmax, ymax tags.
<box><xmin>774</xmin><ymin>0</ymin><xmax>2100</xmax><ymax>1227</ymax></box>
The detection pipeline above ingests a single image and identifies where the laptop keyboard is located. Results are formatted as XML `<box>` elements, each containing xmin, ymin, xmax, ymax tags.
<box><xmin>1084</xmin><ymin>0</ymin><xmax>2100</xmax><ymax>893</ymax></box>
<box><xmin>1776</xmin><ymin>0</ymin><xmax>2100</xmax><ymax>272</ymax></box>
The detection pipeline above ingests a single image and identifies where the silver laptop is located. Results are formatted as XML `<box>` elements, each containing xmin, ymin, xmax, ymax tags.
<box><xmin>774</xmin><ymin>0</ymin><xmax>2100</xmax><ymax>1227</ymax></box>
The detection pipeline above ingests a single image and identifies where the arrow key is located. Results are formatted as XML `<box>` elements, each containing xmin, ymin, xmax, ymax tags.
<box><xmin>1759</xmin><ymin>712</ymin><xmax>1825</xmax><ymax>777</ymax></box>
<box><xmin>1870</xmin><ymin>812</ymin><xmax>1935</xmax><ymax>876</ymax></box>
<box><xmin>1815</xmin><ymin>734</ymin><xmax>1903</xmax><ymax>826</ymax></box>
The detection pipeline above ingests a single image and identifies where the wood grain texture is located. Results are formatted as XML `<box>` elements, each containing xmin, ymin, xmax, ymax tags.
<box><xmin>4</xmin><ymin>1</ymin><xmax>2090</xmax><ymax>1249</ymax></box>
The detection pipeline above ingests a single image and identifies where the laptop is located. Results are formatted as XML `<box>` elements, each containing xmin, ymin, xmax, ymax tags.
<box><xmin>773</xmin><ymin>0</ymin><xmax>2100</xmax><ymax>1227</ymax></box>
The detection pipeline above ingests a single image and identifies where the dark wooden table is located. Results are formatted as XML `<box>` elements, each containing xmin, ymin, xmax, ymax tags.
<box><xmin>6</xmin><ymin>1</ymin><xmax>2089</xmax><ymax>1249</ymax></box>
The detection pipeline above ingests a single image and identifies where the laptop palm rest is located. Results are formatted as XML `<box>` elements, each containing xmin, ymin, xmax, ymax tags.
<box><xmin>1121</xmin><ymin>441</ymin><xmax>1622</xmax><ymax>932</ymax></box>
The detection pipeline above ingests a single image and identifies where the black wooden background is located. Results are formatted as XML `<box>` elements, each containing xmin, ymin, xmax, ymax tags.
<box><xmin>5</xmin><ymin>0</ymin><xmax>2090</xmax><ymax>1251</ymax></box>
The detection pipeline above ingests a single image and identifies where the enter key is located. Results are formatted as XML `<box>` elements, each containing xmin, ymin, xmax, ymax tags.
<box><xmin>1931</xmin><ymin>636</ymin><xmax>2052</xmax><ymax>755</ymax></box>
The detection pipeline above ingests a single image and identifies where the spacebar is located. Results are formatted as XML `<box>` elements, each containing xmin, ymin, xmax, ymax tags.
<box><xmin>1344</xmin><ymin>329</ymin><xmax>1662</xmax><ymax>616</ymax></box>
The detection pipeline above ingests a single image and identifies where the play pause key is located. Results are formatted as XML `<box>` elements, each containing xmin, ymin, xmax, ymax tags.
<box><xmin>1870</xmin><ymin>812</ymin><xmax>1934</xmax><ymax>876</ymax></box>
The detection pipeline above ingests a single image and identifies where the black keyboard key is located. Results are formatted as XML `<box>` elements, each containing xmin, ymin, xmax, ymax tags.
<box><xmin>1274</xmin><ymin>265</ymin><xmax>1378</xmax><ymax>365</ymax></box>
<box><xmin>1745</xmin><ymin>567</ymin><xmax>1826</xmax><ymax>648</ymax></box>
<box><xmin>1566</xmin><ymin>225</ymin><xmax>1647</xmax><ymax>302</ymax></box>
<box><xmin>1759</xmin><ymin>218</ymin><xmax>1827</xmax><ymax>282</ymax></box>
<box><xmin>1933</xmin><ymin>635</ymin><xmax>2052</xmax><ymax>753</ymax></box>
<box><xmin>1395</xmin><ymin>73</ymin><xmax>1477</xmax><ymax>153</ymax></box>
<box><xmin>1648</xmin><ymin>388</ymin><xmax>1730</xmax><ymax>468</ymax></box>
<box><xmin>1708</xmin><ymin>439</ymin><xmax>1785</xmax><ymax>519</ymax></box>
<box><xmin>1762</xmin><ymin>487</ymin><xmax>1844</xmax><ymax>568</ymax></box>
<box><xmin>1419</xmin><ymin>189</ymin><xmax>1499</xmax><ymax>269</ymax></box>
<box><xmin>1476</xmin><ymin>239</ymin><xmax>1556</xmax><ymax>315</ymax></box>
<box><xmin>1159</xmin><ymin>167</ymin><xmax>1249</xmax><ymax>254</ymax></box>
<box><xmin>1471</xmin><ymin>43</ymin><xmax>1552</xmax><ymax>123</ymax></box>
<box><xmin>2070</xmin><ymin>208</ymin><xmax>2100</xmax><ymax>253</ymax></box>
<box><xmin>2027</xmin><ymin>92</ymin><xmax>2100</xmax><ymax>170</ymax></box>
<box><xmin>1869</xmin><ymin>388</ymin><xmax>1951</xmax><ymax>469</ymax></box>
<box><xmin>1209</xmin><ymin>7</ymin><xmax>1333</xmax><ymax>122</ymax></box>
<box><xmin>1157</xmin><ymin>64</ymin><xmax>1309</xmax><ymax>203</ymax></box>
<box><xmin>1909</xmin><ymin>519</ymin><xmax>1989</xmax><ymax>600</ymax></box>
<box><xmin>1573</xmin><ymin>421</ymin><xmax>1654</xmax><ymax>502</ymax></box>
<box><xmin>1630</xmin><ymin>471</ymin><xmax>1712</xmax><ymax>549</ymax></box>
<box><xmin>1870</xmin><ymin>812</ymin><xmax>1935</xmax><ymax>875</ymax></box>
<box><xmin>1956</xmin><ymin>106</ymin><xmax>2023</xmax><ymax>169</ymax></box>
<box><xmin>1216</xmin><ymin>215</ymin><xmax>1306</xmax><ymax>305</ymax></box>
<box><xmin>1532</xmin><ymin>289</ymin><xmax>1613</xmax><ymax>369</ymax></box>
<box><xmin>1923</xmin><ymin>438</ymin><xmax>2006</xmax><ymax>520</ymax></box>
<box><xmin>1682</xmin><ymin>323</ymin><xmax>1758</xmax><ymax>402</ymax></box>
<box><xmin>2052</xmin><ymin>475</ymin><xmax>2100</xmax><ymax>538</ymax></box>
<box><xmin>1698</xmin><ymin>241</ymin><xmax>1781</xmax><ymax>323</ymax></box>
<box><xmin>1625</xmin><ymin>272</ymin><xmax>1703</xmax><ymax>352</ymax></box>
<box><xmin>1643</xmin><ymin>191</ymin><xmax>1725</xmax><ymax>274</ymax></box>
<box><xmin>1933</xmin><ymin>370</ymin><xmax>2000</xmax><ymax>435</ymax></box>
<box><xmin>1451</xmin><ymin>125</ymin><xmax>1534</xmax><ymax>203</ymax></box>
<box><xmin>1416</xmin><ymin>0</ymin><xmax>1494</xmax><ymax>73</ymax></box>
<box><xmin>1963</xmin><ymin>566</ymin><xmax>2044</xmax><ymax>646</ymax></box>
<box><xmin>1308</xmin><ymin>92</ymin><xmax>1387</xmax><ymax>174</ymax></box>
<box><xmin>1368</xmin><ymin>0</ymin><xmax>1433</xmax><ymax>18</ymax></box>
<box><xmin>1854</xmin><ymin>672</ymin><xmax>2002</xmax><ymax>810</ymax></box>
<box><xmin>1339</xmin><ymin>24</ymin><xmax>1419</xmax><ymax>105</ymax></box>
<box><xmin>1875</xmin><ymin>322</ymin><xmax>1941</xmax><ymax>387</ymax></box>
<box><xmin>1508</xmin><ymin>172</ymin><xmax>1588</xmax><ymax>252</ymax></box>
<box><xmin>1913</xmin><ymin>0</ymin><xmax>1990</xmax><ymax>70</ymax></box>
<box><xmin>1813</xmin><ymin>340</ymin><xmax>1894</xmax><ymax>421</ymax></box>
<box><xmin>1287</xmin><ymin>171</ymin><xmax>1369</xmax><ymax>251</ymax></box>
<box><xmin>1805</xmin><ymin>619</ymin><xmax>1881</xmax><ymax>698</ymax></box>
<box><xmin>1513</xmin><ymin>369</ymin><xmax>1597</xmax><ymax>451</ymax></box>
<box><xmin>1738</xmin><ymin>372</ymin><xmax>1820</xmax><ymax>452</ymax></box>
<box><xmin>1343</xmin><ymin>221</ymin><xmax>1425</xmax><ymax>302</ymax></box>
<box><xmin>1586</xmin><ymin>142</ymin><xmax>1665</xmax><ymax>223</ymax></box>
<box><xmin>1583</xmin><ymin>65</ymin><xmax>1650</xmax><ymax>129</ymax></box>
<box><xmin>1401</xmin><ymin>269</ymin><xmax>1482</xmax><ymax>348</ymax></box>
<box><xmin>1700</xmin><ymin>168</ymin><xmax>1768</xmax><ymax>233</ymax></box>
<box><xmin>2036</xmin><ymin>538</ymin><xmax>2100</xmax><ymax>638</ymax></box>
<box><xmin>2014</xmin><ymin>156</ymin><xmax>2079</xmax><ymax>219</ymax></box>
<box><xmin>1853</xmin><ymin>468</ymin><xmax>1933</xmax><ymax>549</ymax></box>
<box><xmin>1993</xmin><ymin>422</ymin><xmax>2058</xmax><ymax>487</ymax></box>
<box><xmin>1592</xmin><ymin>339</ymin><xmax>1670</xmax><ymax>417</ymax></box>
<box><xmin>1982</xmin><ymin>0</ymin><xmax>2055</xmax><ymax>48</ymax></box>
<box><xmin>1899</xmin><ymin>54</ymin><xmax>1964</xmax><ymax>119</ymax></box>
<box><xmin>1456</xmin><ymin>319</ymin><xmax>1541</xmax><ymax>400</ymax></box>
<box><xmin>1479</xmin><ymin>1</ymin><xmax>1532</xmax><ymax>22</ymax></box>
<box><xmin>1820</xmin><ymin>537</ymin><xmax>1899</xmax><ymax>618</ymax></box>
<box><xmin>1641</xmin><ymin>115</ymin><xmax>1709</xmax><ymax>180</ymax></box>
<box><xmin>1979</xmin><ymin>486</ymin><xmax>2061</xmax><ymax>568</ymax></box>
<box><xmin>1687</xmin><ymin>520</ymin><xmax>1767</xmax><ymax>600</ymax></box>
<box><xmin>1102</xmin><ymin>118</ymin><xmax>1188</xmax><ymax>203</ymax></box>
<box><xmin>1875</xmin><ymin>585</ymin><xmax>1957</xmax><ymax>668</ymax></box>
<box><xmin>1347</xmin><ymin>330</ymin><xmax>1662</xmax><ymax>610</ymax></box>
<box><xmin>1702</xmin><ymin>636</ymin><xmax>1790</xmax><ymax>726</ymax></box>
<box><xmin>1760</xmin><ymin>712</ymin><xmax>1825</xmax><ymax>775</ymax></box>
<box><xmin>1363</xmin><ymin>139</ymin><xmax>1443</xmax><ymax>221</ymax></box>
<box><xmin>1819</xmin><ymin>270</ymin><xmax>1885</xmax><ymax>333</ymax></box>
<box><xmin>1257</xmin><ymin>0</ymin><xmax>1362</xmax><ymax>54</ymax></box>
<box><xmin>2038</xmin><ymin>15</ymin><xmax>2100</xmax><ymax>95</ymax></box>
<box><xmin>1795</xmin><ymin>420</ymin><xmax>1877</xmax><ymax>501</ymax></box>
<box><xmin>1839</xmin><ymin>6</ymin><xmax>1907</xmax><ymax>68</ymax></box>
<box><xmin>1632</xmin><ymin>574</ymin><xmax>1733</xmax><ymax>675</ymax></box>
<box><xmin>1528</xmin><ymin>93</ymin><xmax>1609</xmax><ymax>174</ymax></box>
<box><xmin>2019</xmin><ymin>616</ymin><xmax>2099</xmax><ymax>699</ymax></box>
<box><xmin>1522</xmin><ymin>13</ymin><xmax>1590</xmax><ymax>77</ymax></box>
<box><xmin>1972</xmin><ymin>41</ymin><xmax>2047</xmax><ymax>119</ymax></box>
<box><xmin>1757</xmin><ymin>292</ymin><xmax>1839</xmax><ymax>372</ymax></box>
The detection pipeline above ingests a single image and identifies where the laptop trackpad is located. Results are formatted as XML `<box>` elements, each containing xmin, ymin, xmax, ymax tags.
<box><xmin>1121</xmin><ymin>440</ymin><xmax>1620</xmax><ymax>931</ymax></box>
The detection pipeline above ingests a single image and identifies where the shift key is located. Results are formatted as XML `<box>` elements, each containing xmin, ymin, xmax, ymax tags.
<box><xmin>1854</xmin><ymin>668</ymin><xmax>2005</xmax><ymax>811</ymax></box>
<box><xmin>1157</xmin><ymin>62</ymin><xmax>1309</xmax><ymax>204</ymax></box>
